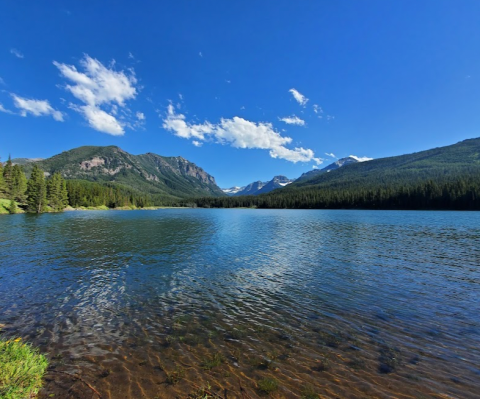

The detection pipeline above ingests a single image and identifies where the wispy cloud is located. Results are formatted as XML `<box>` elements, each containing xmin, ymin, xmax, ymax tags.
<box><xmin>199</xmin><ymin>52</ymin><xmax>203</xmax><ymax>58</ymax></box>
<box><xmin>313</xmin><ymin>104</ymin><xmax>323</xmax><ymax>114</ymax></box>
<box><xmin>279</xmin><ymin>115</ymin><xmax>305</xmax><ymax>126</ymax></box>
<box><xmin>136</xmin><ymin>112</ymin><xmax>145</xmax><ymax>120</ymax></box>
<box><xmin>12</xmin><ymin>94</ymin><xmax>64</xmax><ymax>121</ymax></box>
<box><xmin>10</xmin><ymin>48</ymin><xmax>24</xmax><ymax>59</ymax></box>
<box><xmin>349</xmin><ymin>155</ymin><xmax>373</xmax><ymax>162</ymax></box>
<box><xmin>325</xmin><ymin>152</ymin><xmax>336</xmax><ymax>158</ymax></box>
<box><xmin>0</xmin><ymin>76</ymin><xmax>5</xmax><ymax>86</ymax></box>
<box><xmin>54</xmin><ymin>54</ymin><xmax>138</xmax><ymax>135</ymax></box>
<box><xmin>0</xmin><ymin>103</ymin><xmax>15</xmax><ymax>114</ymax></box>
<box><xmin>163</xmin><ymin>105</ymin><xmax>322</xmax><ymax>164</ymax></box>
<box><xmin>289</xmin><ymin>88</ymin><xmax>308</xmax><ymax>106</ymax></box>
<box><xmin>192</xmin><ymin>140</ymin><xmax>203</xmax><ymax>147</ymax></box>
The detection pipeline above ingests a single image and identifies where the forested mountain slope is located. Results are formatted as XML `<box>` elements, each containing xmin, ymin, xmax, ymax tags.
<box><xmin>22</xmin><ymin>146</ymin><xmax>225</xmax><ymax>200</ymax></box>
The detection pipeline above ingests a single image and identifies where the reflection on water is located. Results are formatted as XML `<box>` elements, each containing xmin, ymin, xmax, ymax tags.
<box><xmin>1</xmin><ymin>209</ymin><xmax>479</xmax><ymax>398</ymax></box>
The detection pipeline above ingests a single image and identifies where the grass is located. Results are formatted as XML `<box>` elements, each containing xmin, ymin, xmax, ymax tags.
<box><xmin>0</xmin><ymin>336</ymin><xmax>48</xmax><ymax>399</ymax></box>
<box><xmin>0</xmin><ymin>199</ymin><xmax>24</xmax><ymax>215</ymax></box>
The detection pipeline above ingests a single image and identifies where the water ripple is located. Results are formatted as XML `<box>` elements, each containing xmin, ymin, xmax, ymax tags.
<box><xmin>1</xmin><ymin>209</ymin><xmax>479</xmax><ymax>398</ymax></box>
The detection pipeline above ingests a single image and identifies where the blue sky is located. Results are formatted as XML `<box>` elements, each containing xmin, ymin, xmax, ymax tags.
<box><xmin>1</xmin><ymin>1</ymin><xmax>480</xmax><ymax>188</ymax></box>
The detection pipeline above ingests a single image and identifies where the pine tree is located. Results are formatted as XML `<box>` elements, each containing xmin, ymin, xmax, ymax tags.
<box><xmin>47</xmin><ymin>172</ymin><xmax>67</xmax><ymax>212</ymax></box>
<box><xmin>26</xmin><ymin>165</ymin><xmax>47</xmax><ymax>213</ymax></box>
<box><xmin>11</xmin><ymin>165</ymin><xmax>27</xmax><ymax>203</ymax></box>
<box><xmin>0</xmin><ymin>160</ymin><xmax>5</xmax><ymax>197</ymax></box>
<box><xmin>3</xmin><ymin>156</ymin><xmax>13</xmax><ymax>199</ymax></box>
<box><xmin>60</xmin><ymin>178</ymin><xmax>69</xmax><ymax>208</ymax></box>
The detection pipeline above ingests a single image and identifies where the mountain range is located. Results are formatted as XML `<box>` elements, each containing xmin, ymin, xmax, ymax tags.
<box><xmin>186</xmin><ymin>137</ymin><xmax>480</xmax><ymax>210</ymax></box>
<box><xmin>10</xmin><ymin>137</ymin><xmax>480</xmax><ymax>208</ymax></box>
<box><xmin>223</xmin><ymin>156</ymin><xmax>363</xmax><ymax>196</ymax></box>
<box><xmin>17</xmin><ymin>146</ymin><xmax>225</xmax><ymax>201</ymax></box>
<box><xmin>223</xmin><ymin>175</ymin><xmax>294</xmax><ymax>196</ymax></box>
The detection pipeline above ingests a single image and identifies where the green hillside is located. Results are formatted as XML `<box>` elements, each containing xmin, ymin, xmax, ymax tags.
<box><xmin>291</xmin><ymin>137</ymin><xmax>480</xmax><ymax>191</ymax></box>
<box><xmin>22</xmin><ymin>146</ymin><xmax>225</xmax><ymax>201</ymax></box>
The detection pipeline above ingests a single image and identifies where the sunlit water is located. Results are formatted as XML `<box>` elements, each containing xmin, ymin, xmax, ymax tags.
<box><xmin>1</xmin><ymin>209</ymin><xmax>479</xmax><ymax>399</ymax></box>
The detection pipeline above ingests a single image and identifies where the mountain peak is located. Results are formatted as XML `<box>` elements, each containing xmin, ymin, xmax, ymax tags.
<box><xmin>223</xmin><ymin>175</ymin><xmax>293</xmax><ymax>196</ymax></box>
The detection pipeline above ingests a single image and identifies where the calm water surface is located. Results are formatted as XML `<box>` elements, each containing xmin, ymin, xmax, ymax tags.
<box><xmin>0</xmin><ymin>209</ymin><xmax>479</xmax><ymax>398</ymax></box>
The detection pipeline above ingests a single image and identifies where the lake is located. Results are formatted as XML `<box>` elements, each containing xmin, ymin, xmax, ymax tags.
<box><xmin>1</xmin><ymin>209</ymin><xmax>479</xmax><ymax>398</ymax></box>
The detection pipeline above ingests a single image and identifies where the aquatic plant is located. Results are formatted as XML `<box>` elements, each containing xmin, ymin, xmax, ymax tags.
<box><xmin>0</xmin><ymin>336</ymin><xmax>48</xmax><ymax>399</ymax></box>
<box><xmin>301</xmin><ymin>384</ymin><xmax>319</xmax><ymax>399</ymax></box>
<box><xmin>201</xmin><ymin>352</ymin><xmax>225</xmax><ymax>370</ymax></box>
<box><xmin>188</xmin><ymin>382</ymin><xmax>213</xmax><ymax>399</ymax></box>
<box><xmin>257</xmin><ymin>377</ymin><xmax>279</xmax><ymax>395</ymax></box>
<box><xmin>165</xmin><ymin>366</ymin><xmax>185</xmax><ymax>385</ymax></box>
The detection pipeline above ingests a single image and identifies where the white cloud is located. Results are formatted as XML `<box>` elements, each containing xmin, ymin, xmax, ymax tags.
<box><xmin>128</xmin><ymin>52</ymin><xmax>135</xmax><ymax>59</ymax></box>
<box><xmin>289</xmin><ymin>88</ymin><xmax>308</xmax><ymax>106</ymax></box>
<box><xmin>192</xmin><ymin>140</ymin><xmax>203</xmax><ymax>147</ymax></box>
<box><xmin>12</xmin><ymin>94</ymin><xmax>64</xmax><ymax>121</ymax></box>
<box><xmin>325</xmin><ymin>152</ymin><xmax>336</xmax><ymax>158</ymax></box>
<box><xmin>136</xmin><ymin>112</ymin><xmax>145</xmax><ymax>120</ymax></box>
<box><xmin>312</xmin><ymin>165</ymin><xmax>318</xmax><ymax>169</ymax></box>
<box><xmin>10</xmin><ymin>49</ymin><xmax>24</xmax><ymax>59</ymax></box>
<box><xmin>313</xmin><ymin>104</ymin><xmax>323</xmax><ymax>114</ymax></box>
<box><xmin>349</xmin><ymin>155</ymin><xmax>373</xmax><ymax>162</ymax></box>
<box><xmin>54</xmin><ymin>54</ymin><xmax>138</xmax><ymax>135</ymax></box>
<box><xmin>74</xmin><ymin>105</ymin><xmax>123</xmax><ymax>135</ymax></box>
<box><xmin>163</xmin><ymin>105</ymin><xmax>322</xmax><ymax>164</ymax></box>
<box><xmin>178</xmin><ymin>93</ymin><xmax>183</xmax><ymax>100</ymax></box>
<box><xmin>326</xmin><ymin>115</ymin><xmax>335</xmax><ymax>121</ymax></box>
<box><xmin>279</xmin><ymin>115</ymin><xmax>305</xmax><ymax>126</ymax></box>
<box><xmin>199</xmin><ymin>52</ymin><xmax>203</xmax><ymax>57</ymax></box>
<box><xmin>0</xmin><ymin>103</ymin><xmax>14</xmax><ymax>114</ymax></box>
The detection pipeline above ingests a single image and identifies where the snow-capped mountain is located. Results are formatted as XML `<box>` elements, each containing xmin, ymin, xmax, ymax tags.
<box><xmin>222</xmin><ymin>175</ymin><xmax>293</xmax><ymax>196</ymax></box>
<box><xmin>297</xmin><ymin>156</ymin><xmax>360</xmax><ymax>181</ymax></box>
<box><xmin>256</xmin><ymin>176</ymin><xmax>293</xmax><ymax>194</ymax></box>
<box><xmin>222</xmin><ymin>186</ymin><xmax>244</xmax><ymax>195</ymax></box>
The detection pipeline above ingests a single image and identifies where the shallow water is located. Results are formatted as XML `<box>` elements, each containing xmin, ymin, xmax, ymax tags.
<box><xmin>1</xmin><ymin>209</ymin><xmax>479</xmax><ymax>398</ymax></box>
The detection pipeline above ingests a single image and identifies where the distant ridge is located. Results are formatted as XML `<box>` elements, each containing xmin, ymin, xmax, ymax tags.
<box><xmin>297</xmin><ymin>156</ymin><xmax>360</xmax><ymax>182</ymax></box>
<box><xmin>11</xmin><ymin>157</ymin><xmax>44</xmax><ymax>165</ymax></box>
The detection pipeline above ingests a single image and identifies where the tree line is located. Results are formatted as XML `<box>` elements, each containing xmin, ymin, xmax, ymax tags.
<box><xmin>181</xmin><ymin>175</ymin><xmax>480</xmax><ymax>211</ymax></box>
<box><xmin>1</xmin><ymin>158</ymin><xmax>156</xmax><ymax>214</ymax></box>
